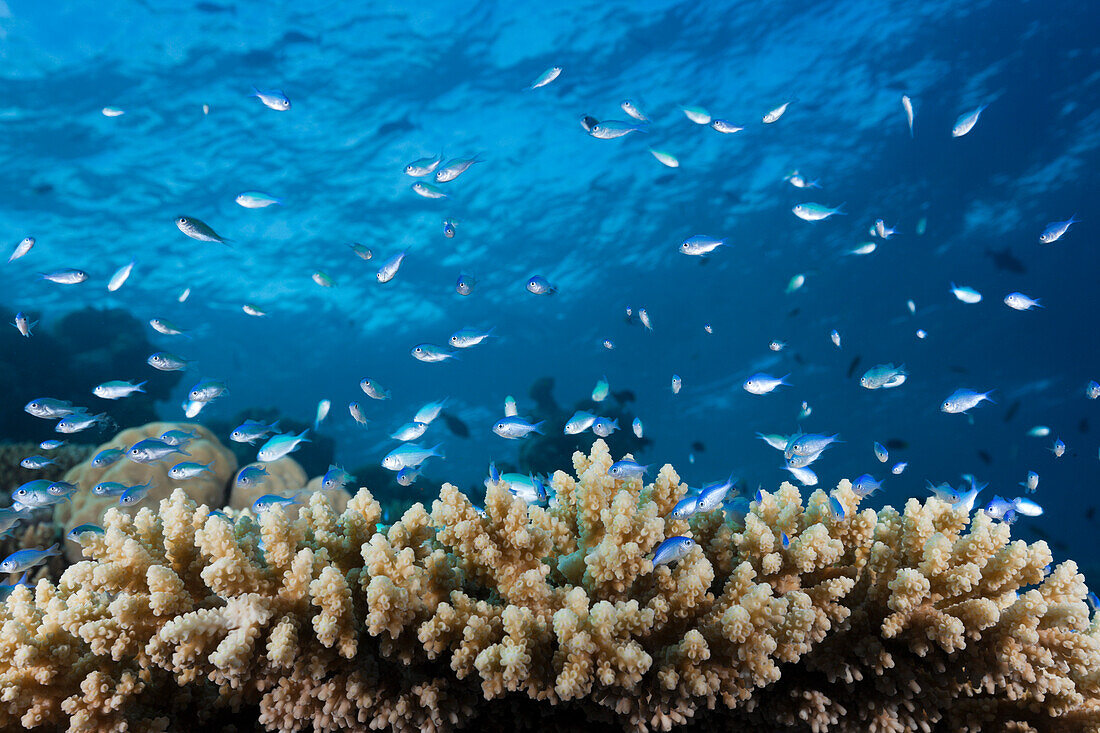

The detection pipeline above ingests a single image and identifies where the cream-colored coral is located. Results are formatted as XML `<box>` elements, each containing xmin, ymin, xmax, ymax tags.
<box><xmin>55</xmin><ymin>422</ymin><xmax>237</xmax><ymax>561</ymax></box>
<box><xmin>0</xmin><ymin>439</ymin><xmax>1097</xmax><ymax>732</ymax></box>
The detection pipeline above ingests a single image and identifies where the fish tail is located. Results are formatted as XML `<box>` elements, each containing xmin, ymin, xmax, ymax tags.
<box><xmin>136</xmin><ymin>381</ymin><xmax>148</xmax><ymax>393</ymax></box>
<box><xmin>431</xmin><ymin>443</ymin><xmax>446</xmax><ymax>460</ymax></box>
<box><xmin>297</xmin><ymin>428</ymin><xmax>311</xmax><ymax>442</ymax></box>
<box><xmin>834</xmin><ymin>203</ymin><xmax>848</xmax><ymax>215</ymax></box>
<box><xmin>984</xmin><ymin>391</ymin><xmax>997</xmax><ymax>404</ymax></box>
<box><xmin>45</xmin><ymin>543</ymin><xmax>60</xmax><ymax>556</ymax></box>
<box><xmin>532</xmin><ymin>421</ymin><xmax>545</xmax><ymax>435</ymax></box>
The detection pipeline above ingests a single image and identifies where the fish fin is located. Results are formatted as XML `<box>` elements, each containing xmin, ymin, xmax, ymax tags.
<box><xmin>431</xmin><ymin>443</ymin><xmax>446</xmax><ymax>460</ymax></box>
<box><xmin>136</xmin><ymin>381</ymin><xmax>147</xmax><ymax>392</ymax></box>
<box><xmin>532</xmin><ymin>421</ymin><xmax>545</xmax><ymax>435</ymax></box>
<box><xmin>46</xmin><ymin>543</ymin><xmax>60</xmax><ymax>555</ymax></box>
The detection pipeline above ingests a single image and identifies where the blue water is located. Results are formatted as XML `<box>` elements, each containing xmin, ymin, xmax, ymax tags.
<box><xmin>0</xmin><ymin>1</ymin><xmax>1097</xmax><ymax>565</ymax></box>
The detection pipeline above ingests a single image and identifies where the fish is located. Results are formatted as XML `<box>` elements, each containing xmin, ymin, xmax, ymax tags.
<box><xmin>150</xmin><ymin>318</ymin><xmax>190</xmax><ymax>337</ymax></box>
<box><xmin>670</xmin><ymin>495</ymin><xmax>698</xmax><ymax>520</ymax></box>
<box><xmin>257</xmin><ymin>430</ymin><xmax>310</xmax><ymax>462</ymax></box>
<box><xmin>235</xmin><ymin>465</ymin><xmax>269</xmax><ymax>488</ymax></box>
<box><xmin>160</xmin><ymin>429</ymin><xmax>197</xmax><ymax>447</ymax></box>
<box><xmin>649</xmin><ymin>148</ymin><xmax>679</xmax><ymax>168</ymax></box>
<box><xmin>252</xmin><ymin>493</ymin><xmax>302</xmax><ymax>514</ymax></box>
<box><xmin>348</xmin><ymin>243</ymin><xmax>374</xmax><ymax>260</ymax></box>
<box><xmin>175</xmin><ymin>216</ymin><xmax>228</xmax><ymax>243</ymax></box>
<box><xmin>252</xmin><ymin>87</ymin><xmax>290</xmax><ymax>110</ymax></box>
<box><xmin>0</xmin><ymin>544</ymin><xmax>60</xmax><ymax>574</ymax></box>
<box><xmin>449</xmin><ymin>326</ymin><xmax>495</xmax><ymax>349</ymax></box>
<box><xmin>413</xmin><ymin>399</ymin><xmax>448</xmax><ymax>424</ymax></box>
<box><xmin>603</xmin><ymin>339</ymin><xmax>615</xmax><ymax>350</ymax></box>
<box><xmin>1027</xmin><ymin>426</ymin><xmax>1050</xmax><ymax>437</ymax></box>
<box><xmin>528</xmin><ymin>66</ymin><xmax>562</xmax><ymax>90</ymax></box>
<box><xmin>564</xmin><ymin>410</ymin><xmax>597</xmax><ymax>435</ymax></box>
<box><xmin>404</xmin><ymin>153</ymin><xmax>443</xmax><ymax>177</ymax></box>
<box><xmin>243</xmin><ymin>304</ymin><xmax>266</xmax><ymax>317</ymax></box>
<box><xmin>652</xmin><ymin>536</ymin><xmax>695</xmax><ymax>567</ymax></box>
<box><xmin>950</xmin><ymin>283</ymin><xmax>982</xmax><ymax>304</ymax></box>
<box><xmin>696</xmin><ymin>475</ymin><xmax>736</xmax><ymax>512</ymax></box>
<box><xmin>411</xmin><ymin>343</ymin><xmax>457</xmax><ymax>362</ymax></box>
<box><xmin>321</xmin><ymin>465</ymin><xmax>354</xmax><ymax>492</ymax></box>
<box><xmin>231</xmin><ymin>419</ymin><xmax>280</xmax><ymax>444</ymax></box>
<box><xmin>443</xmin><ymin>220</ymin><xmax>457</xmax><ymax>238</ymax></box>
<box><xmin>589</xmin><ymin>121</ymin><xmax>648</xmax><ymax>139</ymax></box>
<box><xmin>349</xmin><ymin>402</ymin><xmax>369</xmax><ymax>427</ymax></box>
<box><xmin>56</xmin><ymin>412</ymin><xmax>111</xmax><ymax>434</ymax></box>
<box><xmin>187</xmin><ymin>378</ymin><xmax>228</xmax><ymax>402</ymax></box>
<box><xmin>119</xmin><ymin>482</ymin><xmax>153</xmax><ymax>506</ymax></box>
<box><xmin>769</xmin><ymin>340</ymin><xmax>786</xmax><ymax>352</ymax></box>
<box><xmin>591</xmin><ymin>417</ymin><xmax>619</xmax><ymax>437</ymax></box>
<box><xmin>679</xmin><ymin>235</ymin><xmax>726</xmax><ymax>256</ymax></box>
<box><xmin>359</xmin><ymin>378</ymin><xmax>391</xmax><ymax>400</ymax></box>
<box><xmin>703</xmin><ymin>325</ymin><xmax>712</xmax><ymax>334</ymax></box>
<box><xmin>7</xmin><ymin>236</ymin><xmax>34</xmax><ymax>263</ymax></box>
<box><xmin>12</xmin><ymin>312</ymin><xmax>37</xmax><ymax>337</ymax></box>
<box><xmin>671</xmin><ymin>374</ymin><xmax>681</xmax><ymax>394</ymax></box>
<box><xmin>107</xmin><ymin>260</ymin><xmax>135</xmax><ymax>292</ymax></box>
<box><xmin>312</xmin><ymin>271</ymin><xmax>335</xmax><ymax>288</ymax></box>
<box><xmin>128</xmin><ymin>438</ymin><xmax>189</xmax><ymax>463</ymax></box>
<box><xmin>785</xmin><ymin>465</ymin><xmax>818</xmax><ymax>486</ymax></box>
<box><xmin>526</xmin><ymin>276</ymin><xmax>556</xmax><ymax>295</ymax></box>
<box><xmin>1020</xmin><ymin>471</ymin><xmax>1039</xmax><ymax>493</ymax></box>
<box><xmin>901</xmin><ymin>94</ymin><xmax>914</xmax><ymax>137</ymax></box>
<box><xmin>91</xmin><ymin>448</ymin><xmax>124</xmax><ymax>467</ymax></box>
<box><xmin>639</xmin><ymin>309</ymin><xmax>653</xmax><ymax>331</ymax></box>
<box><xmin>38</xmin><ymin>440</ymin><xmax>63</xmax><ymax>451</ymax></box>
<box><xmin>1004</xmin><ymin>292</ymin><xmax>1041</xmax><ymax>310</ymax></box>
<box><xmin>828</xmin><ymin>495</ymin><xmax>846</xmax><ymax>520</ymax></box>
<box><xmin>579</xmin><ymin>115</ymin><xmax>600</xmax><ymax>132</ymax></box>
<box><xmin>381</xmin><ymin>443</ymin><xmax>444</xmax><ymax>471</ymax></box>
<box><xmin>792</xmin><ymin>203</ymin><xmax>845</xmax><ymax>221</ymax></box>
<box><xmin>786</xmin><ymin>274</ymin><xmax>805</xmax><ymax>293</ymax></box>
<box><xmin>592</xmin><ymin>376</ymin><xmax>609</xmax><ymax>402</ymax></box>
<box><xmin>785</xmin><ymin>433</ymin><xmax>841</xmax><ymax>459</ymax></box>
<box><xmin>891</xmin><ymin>462</ymin><xmax>908</xmax><ymax>475</ymax></box>
<box><xmin>1012</xmin><ymin>497</ymin><xmax>1043</xmax><ymax>517</ymax></box>
<box><xmin>1039</xmin><ymin>215</ymin><xmax>1079</xmax><ymax>244</ymax></box>
<box><xmin>951</xmin><ymin>104</ymin><xmax>987</xmax><ymax>137</ymax></box>
<box><xmin>177</xmin><ymin>287</ymin><xmax>191</xmax><ymax>302</ymax></box>
<box><xmin>39</xmin><ymin>268</ymin><xmax>88</xmax><ymax>284</ymax></box>
<box><xmin>830</xmin><ymin>329</ymin><xmax>841</xmax><ymax>348</ymax></box>
<box><xmin>314</xmin><ymin>399</ymin><xmax>331</xmax><ymax>429</ymax></box>
<box><xmin>874</xmin><ymin>442</ymin><xmax>889</xmax><ymax>463</ymax></box>
<box><xmin>66</xmin><ymin>524</ymin><xmax>105</xmax><ymax>542</ymax></box>
<box><xmin>681</xmin><ymin>106</ymin><xmax>710</xmax><ymax>124</ymax></box>
<box><xmin>19</xmin><ymin>456</ymin><xmax>54</xmax><ymax>469</ymax></box>
<box><xmin>743</xmin><ymin>373</ymin><xmax>789</xmax><ymax>395</ymax></box>
<box><xmin>147</xmin><ymin>352</ymin><xmax>191</xmax><ymax>371</ymax></box>
<box><xmin>621</xmin><ymin>100</ymin><xmax>648</xmax><ymax>121</ymax></box>
<box><xmin>709</xmin><ymin>119</ymin><xmax>743</xmax><ymax>133</ymax></box>
<box><xmin>168</xmin><ymin>461</ymin><xmax>214</xmax><ymax>480</ymax></box>
<box><xmin>92</xmin><ymin>380</ymin><xmax>147</xmax><ymax>400</ymax></box>
<box><xmin>784</xmin><ymin>170</ymin><xmax>820</xmax><ymax>189</ymax></box>
<box><xmin>1051</xmin><ymin>439</ymin><xmax>1066</xmax><ymax>458</ymax></box>
<box><xmin>873</xmin><ymin>220</ymin><xmax>897</xmax><ymax>239</ymax></box>
<box><xmin>608</xmin><ymin>460</ymin><xmax>648</xmax><ymax>480</ymax></box>
<box><xmin>235</xmin><ymin>192</ymin><xmax>281</xmax><ymax>208</ymax></box>
<box><xmin>762</xmin><ymin>101</ymin><xmax>791</xmax><ymax>123</ymax></box>
<box><xmin>376</xmin><ymin>251</ymin><xmax>407</xmax><ymax>283</ymax></box>
<box><xmin>412</xmin><ymin>182</ymin><xmax>447</xmax><ymax>198</ymax></box>
<box><xmin>390</xmin><ymin>422</ymin><xmax>428</xmax><ymax>441</ymax></box>
<box><xmin>492</xmin><ymin>417</ymin><xmax>544</xmax><ymax>439</ymax></box>
<box><xmin>852</xmin><ymin>474</ymin><xmax>884</xmax><ymax>498</ymax></box>
<box><xmin>24</xmin><ymin>398</ymin><xmax>78</xmax><ymax>419</ymax></box>
<box><xmin>434</xmin><ymin>156</ymin><xmax>482</xmax><ymax>183</ymax></box>
<box><xmin>860</xmin><ymin>364</ymin><xmax>908</xmax><ymax>390</ymax></box>
<box><xmin>848</xmin><ymin>242</ymin><xmax>876</xmax><ymax>255</ymax></box>
<box><xmin>632</xmin><ymin>418</ymin><xmax>644</xmax><ymax>438</ymax></box>
<box><xmin>500</xmin><ymin>474</ymin><xmax>548</xmax><ymax>504</ymax></box>
<box><xmin>941</xmin><ymin>388</ymin><xmax>995</xmax><ymax>414</ymax></box>
<box><xmin>456</xmin><ymin>274</ymin><xmax>477</xmax><ymax>296</ymax></box>
<box><xmin>396</xmin><ymin>466</ymin><xmax>421</xmax><ymax>486</ymax></box>
<box><xmin>757</xmin><ymin>433</ymin><xmax>790</xmax><ymax>451</ymax></box>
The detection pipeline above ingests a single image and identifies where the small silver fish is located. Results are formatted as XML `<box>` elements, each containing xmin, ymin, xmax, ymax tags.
<box><xmin>793</xmin><ymin>203</ymin><xmax>845</xmax><ymax>221</ymax></box>
<box><xmin>743</xmin><ymin>373</ymin><xmax>789</xmax><ymax>395</ymax></box>
<box><xmin>435</xmin><ymin>156</ymin><xmax>482</xmax><ymax>183</ymax></box>
<box><xmin>621</xmin><ymin>100</ymin><xmax>648</xmax><ymax>121</ymax></box>
<box><xmin>349</xmin><ymin>402</ymin><xmax>369</xmax><ymax>427</ymax></box>
<box><xmin>449</xmin><ymin>326</ymin><xmax>494</xmax><ymax>349</ymax></box>
<box><xmin>941</xmin><ymin>388</ymin><xmax>994</xmax><ymax>414</ymax></box>
<box><xmin>235</xmin><ymin>192</ymin><xmax>281</xmax><ymax>208</ymax></box>
<box><xmin>412</xmin><ymin>182</ymin><xmax>447</xmax><ymax>199</ymax></box>
<box><xmin>107</xmin><ymin>260</ymin><xmax>135</xmax><ymax>292</ymax></box>
<box><xmin>1039</xmin><ymin>215</ymin><xmax>1079</xmax><ymax>244</ymax></box>
<box><xmin>762</xmin><ymin>102</ymin><xmax>791</xmax><ymax>124</ymax></box>
<box><xmin>56</xmin><ymin>412</ymin><xmax>110</xmax><ymax>434</ymax></box>
<box><xmin>564</xmin><ymin>410</ymin><xmax>596</xmax><ymax>435</ymax></box>
<box><xmin>528</xmin><ymin>66</ymin><xmax>562</xmax><ymax>90</ymax></box>
<box><xmin>404</xmin><ymin>153</ymin><xmax>443</xmax><ymax>177</ymax></box>
<box><xmin>951</xmin><ymin>104</ymin><xmax>987</xmax><ymax>137</ymax></box>
<box><xmin>376</xmin><ymin>251</ymin><xmax>407</xmax><ymax>283</ymax></box>
<box><xmin>492</xmin><ymin>417</ymin><xmax>544</xmax><ymax>439</ymax></box>
<box><xmin>243</xmin><ymin>304</ymin><xmax>267</xmax><ymax>317</ymax></box>
<box><xmin>710</xmin><ymin>119</ymin><xmax>743</xmax><ymax>133</ymax></box>
<box><xmin>348</xmin><ymin>243</ymin><xmax>374</xmax><ymax>260</ymax></box>
<box><xmin>901</xmin><ymin>94</ymin><xmax>914</xmax><ymax>137</ymax></box>
<box><xmin>360</xmin><ymin>378</ymin><xmax>391</xmax><ymax>400</ymax></box>
<box><xmin>128</xmin><ymin>438</ymin><xmax>188</xmax><ymax>463</ymax></box>
<box><xmin>12</xmin><ymin>312</ymin><xmax>37</xmax><ymax>337</ymax></box>
<box><xmin>591</xmin><ymin>417</ymin><xmax>619</xmax><ymax>437</ymax></box>
<box><xmin>257</xmin><ymin>430</ymin><xmax>311</xmax><ymax>462</ymax></box>
<box><xmin>671</xmin><ymin>374</ymin><xmax>681</xmax><ymax>394</ymax></box>
<box><xmin>19</xmin><ymin>455</ymin><xmax>54</xmax><ymax>470</ymax></box>
<box><xmin>0</xmin><ymin>544</ymin><xmax>60</xmax><ymax>573</ymax></box>
<box><xmin>679</xmin><ymin>235</ymin><xmax>726</xmax><ymax>256</ymax></box>
<box><xmin>176</xmin><ymin>216</ymin><xmax>228</xmax><ymax>243</ymax></box>
<box><xmin>1004</xmin><ymin>292</ymin><xmax>1041</xmax><ymax>311</ymax></box>
<box><xmin>589</xmin><ymin>120</ymin><xmax>647</xmax><ymax>139</ymax></box>
<box><xmin>652</xmin><ymin>536</ymin><xmax>695</xmax><ymax>567</ymax></box>
<box><xmin>150</xmin><ymin>318</ymin><xmax>190</xmax><ymax>337</ymax></box>
<box><xmin>608</xmin><ymin>459</ymin><xmax>649</xmax><ymax>480</ymax></box>
<box><xmin>632</xmin><ymin>418</ymin><xmax>643</xmax><ymax>438</ymax></box>
<box><xmin>39</xmin><ymin>268</ymin><xmax>88</xmax><ymax>285</ymax></box>
<box><xmin>147</xmin><ymin>352</ymin><xmax>191</xmax><ymax>371</ymax></box>
<box><xmin>390</xmin><ymin>422</ymin><xmax>428</xmax><ymax>442</ymax></box>
<box><xmin>7</xmin><ymin>236</ymin><xmax>34</xmax><ymax>263</ymax></box>
<box><xmin>411</xmin><ymin>344</ymin><xmax>457</xmax><ymax>362</ymax></box>
<box><xmin>526</xmin><ymin>275</ymin><xmax>556</xmax><ymax>295</ymax></box>
<box><xmin>252</xmin><ymin>87</ymin><xmax>290</xmax><ymax>111</ymax></box>
<box><xmin>168</xmin><ymin>461</ymin><xmax>214</xmax><ymax>480</ymax></box>
<box><xmin>680</xmin><ymin>106</ymin><xmax>710</xmax><ymax>124</ymax></box>
<box><xmin>456</xmin><ymin>273</ymin><xmax>477</xmax><ymax>296</ymax></box>
<box><xmin>93</xmin><ymin>380</ymin><xmax>146</xmax><ymax>400</ymax></box>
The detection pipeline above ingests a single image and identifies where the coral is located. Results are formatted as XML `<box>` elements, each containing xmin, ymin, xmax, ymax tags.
<box><xmin>55</xmin><ymin>422</ymin><xmax>237</xmax><ymax>561</ymax></box>
<box><xmin>0</xmin><ymin>439</ymin><xmax>1097</xmax><ymax>732</ymax></box>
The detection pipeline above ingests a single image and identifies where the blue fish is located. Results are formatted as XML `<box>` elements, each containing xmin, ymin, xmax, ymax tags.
<box><xmin>652</xmin><ymin>536</ymin><xmax>695</xmax><ymax>568</ymax></box>
<box><xmin>252</xmin><ymin>493</ymin><xmax>302</xmax><ymax>514</ymax></box>
<box><xmin>0</xmin><ymin>544</ymin><xmax>60</xmax><ymax>573</ymax></box>
<box><xmin>608</xmin><ymin>460</ymin><xmax>649</xmax><ymax>480</ymax></box>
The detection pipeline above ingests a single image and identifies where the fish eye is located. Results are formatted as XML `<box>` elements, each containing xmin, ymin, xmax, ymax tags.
<box><xmin>177</xmin><ymin>217</ymin><xmax>186</xmax><ymax>224</ymax></box>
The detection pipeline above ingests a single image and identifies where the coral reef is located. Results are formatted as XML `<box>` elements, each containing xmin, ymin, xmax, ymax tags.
<box><xmin>0</xmin><ymin>440</ymin><xmax>1097</xmax><ymax>732</ymax></box>
<box><xmin>55</xmin><ymin>422</ymin><xmax>237</xmax><ymax>561</ymax></box>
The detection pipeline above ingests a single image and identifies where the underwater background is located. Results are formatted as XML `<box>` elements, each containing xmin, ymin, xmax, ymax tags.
<box><xmin>0</xmin><ymin>0</ymin><xmax>1097</xmax><ymax>578</ymax></box>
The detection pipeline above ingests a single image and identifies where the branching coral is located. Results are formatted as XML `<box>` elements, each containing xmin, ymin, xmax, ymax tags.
<box><xmin>0</xmin><ymin>439</ymin><xmax>1097</xmax><ymax>732</ymax></box>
